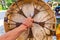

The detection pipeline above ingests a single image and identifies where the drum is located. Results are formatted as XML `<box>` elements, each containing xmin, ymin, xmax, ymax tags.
<box><xmin>4</xmin><ymin>0</ymin><xmax>56</xmax><ymax>40</ymax></box>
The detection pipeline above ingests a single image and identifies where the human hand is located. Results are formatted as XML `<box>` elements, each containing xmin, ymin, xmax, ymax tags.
<box><xmin>22</xmin><ymin>17</ymin><xmax>33</xmax><ymax>28</ymax></box>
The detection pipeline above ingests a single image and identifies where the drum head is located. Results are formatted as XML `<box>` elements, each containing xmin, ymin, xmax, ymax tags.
<box><xmin>4</xmin><ymin>0</ymin><xmax>56</xmax><ymax>40</ymax></box>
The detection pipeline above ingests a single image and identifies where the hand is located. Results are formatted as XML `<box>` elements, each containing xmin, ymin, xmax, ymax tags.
<box><xmin>22</xmin><ymin>17</ymin><xmax>33</xmax><ymax>28</ymax></box>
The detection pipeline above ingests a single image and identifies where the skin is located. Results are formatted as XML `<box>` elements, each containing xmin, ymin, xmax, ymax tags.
<box><xmin>0</xmin><ymin>17</ymin><xmax>33</xmax><ymax>40</ymax></box>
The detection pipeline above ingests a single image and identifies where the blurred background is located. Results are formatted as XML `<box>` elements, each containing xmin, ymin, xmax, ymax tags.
<box><xmin>0</xmin><ymin>0</ymin><xmax>60</xmax><ymax>40</ymax></box>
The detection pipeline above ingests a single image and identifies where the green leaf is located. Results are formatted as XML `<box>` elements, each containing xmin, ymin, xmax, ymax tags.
<box><xmin>0</xmin><ymin>5</ymin><xmax>2</xmax><ymax>10</ymax></box>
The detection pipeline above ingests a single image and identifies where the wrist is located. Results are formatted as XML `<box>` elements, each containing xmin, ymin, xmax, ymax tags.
<box><xmin>19</xmin><ymin>24</ymin><xmax>28</xmax><ymax>31</ymax></box>
<box><xmin>22</xmin><ymin>23</ymin><xmax>28</xmax><ymax>27</ymax></box>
